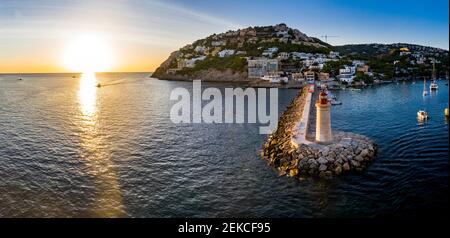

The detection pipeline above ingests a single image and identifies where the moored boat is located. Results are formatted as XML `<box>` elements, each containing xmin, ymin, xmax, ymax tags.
<box><xmin>430</xmin><ymin>80</ymin><xmax>438</xmax><ymax>90</ymax></box>
<box><xmin>417</xmin><ymin>110</ymin><xmax>428</xmax><ymax>121</ymax></box>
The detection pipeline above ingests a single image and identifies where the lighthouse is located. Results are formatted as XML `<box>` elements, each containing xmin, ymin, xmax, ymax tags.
<box><xmin>315</xmin><ymin>90</ymin><xmax>332</xmax><ymax>143</ymax></box>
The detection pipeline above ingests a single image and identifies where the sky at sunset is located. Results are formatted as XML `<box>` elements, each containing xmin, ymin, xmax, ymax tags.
<box><xmin>0</xmin><ymin>0</ymin><xmax>448</xmax><ymax>73</ymax></box>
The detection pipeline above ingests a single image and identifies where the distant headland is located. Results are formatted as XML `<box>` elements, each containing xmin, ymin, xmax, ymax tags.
<box><xmin>152</xmin><ymin>23</ymin><xmax>449</xmax><ymax>87</ymax></box>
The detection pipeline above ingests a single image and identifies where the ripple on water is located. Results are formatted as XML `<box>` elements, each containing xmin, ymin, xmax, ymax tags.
<box><xmin>0</xmin><ymin>75</ymin><xmax>448</xmax><ymax>217</ymax></box>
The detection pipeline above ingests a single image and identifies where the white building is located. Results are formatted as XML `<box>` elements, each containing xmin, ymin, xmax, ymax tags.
<box><xmin>278</xmin><ymin>52</ymin><xmax>290</xmax><ymax>60</ymax></box>
<box><xmin>184</xmin><ymin>56</ymin><xmax>207</xmax><ymax>68</ymax></box>
<box><xmin>194</xmin><ymin>45</ymin><xmax>207</xmax><ymax>54</ymax></box>
<box><xmin>262</xmin><ymin>47</ymin><xmax>279</xmax><ymax>58</ymax></box>
<box><xmin>211</xmin><ymin>40</ymin><xmax>226</xmax><ymax>46</ymax></box>
<box><xmin>248</xmin><ymin>58</ymin><xmax>279</xmax><ymax>79</ymax></box>
<box><xmin>303</xmin><ymin>59</ymin><xmax>315</xmax><ymax>67</ymax></box>
<box><xmin>309</xmin><ymin>63</ymin><xmax>324</xmax><ymax>70</ymax></box>
<box><xmin>352</xmin><ymin>60</ymin><xmax>365</xmax><ymax>67</ymax></box>
<box><xmin>305</xmin><ymin>71</ymin><xmax>315</xmax><ymax>83</ymax></box>
<box><xmin>339</xmin><ymin>66</ymin><xmax>355</xmax><ymax>83</ymax></box>
<box><xmin>292</xmin><ymin>52</ymin><xmax>310</xmax><ymax>60</ymax></box>
<box><xmin>291</xmin><ymin>72</ymin><xmax>305</xmax><ymax>83</ymax></box>
<box><xmin>314</xmin><ymin>57</ymin><xmax>326</xmax><ymax>64</ymax></box>
<box><xmin>328</xmin><ymin>51</ymin><xmax>340</xmax><ymax>59</ymax></box>
<box><xmin>217</xmin><ymin>49</ymin><xmax>235</xmax><ymax>58</ymax></box>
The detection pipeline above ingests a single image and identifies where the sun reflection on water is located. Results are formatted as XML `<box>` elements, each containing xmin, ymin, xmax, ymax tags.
<box><xmin>77</xmin><ymin>73</ymin><xmax>125</xmax><ymax>217</ymax></box>
<box><xmin>78</xmin><ymin>72</ymin><xmax>97</xmax><ymax>117</ymax></box>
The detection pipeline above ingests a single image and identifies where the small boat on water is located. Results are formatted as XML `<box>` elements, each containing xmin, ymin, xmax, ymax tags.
<box><xmin>429</xmin><ymin>62</ymin><xmax>438</xmax><ymax>91</ymax></box>
<box><xmin>417</xmin><ymin>110</ymin><xmax>429</xmax><ymax>121</ymax></box>
<box><xmin>349</xmin><ymin>88</ymin><xmax>362</xmax><ymax>91</ymax></box>
<box><xmin>18</xmin><ymin>78</ymin><xmax>22</xmax><ymax>81</ymax></box>
<box><xmin>325</xmin><ymin>90</ymin><xmax>336</xmax><ymax>100</ymax></box>
<box><xmin>330</xmin><ymin>99</ymin><xmax>342</xmax><ymax>105</ymax></box>
<box><xmin>261</xmin><ymin>74</ymin><xmax>288</xmax><ymax>83</ymax></box>
<box><xmin>430</xmin><ymin>80</ymin><xmax>438</xmax><ymax>91</ymax></box>
<box><xmin>422</xmin><ymin>78</ymin><xmax>428</xmax><ymax>96</ymax></box>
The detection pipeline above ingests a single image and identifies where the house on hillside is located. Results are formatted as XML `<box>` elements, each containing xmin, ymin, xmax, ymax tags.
<box><xmin>291</xmin><ymin>72</ymin><xmax>305</xmax><ymax>83</ymax></box>
<box><xmin>248</xmin><ymin>58</ymin><xmax>279</xmax><ymax>78</ymax></box>
<box><xmin>194</xmin><ymin>45</ymin><xmax>207</xmax><ymax>54</ymax></box>
<box><xmin>217</xmin><ymin>49</ymin><xmax>235</xmax><ymax>58</ymax></box>
<box><xmin>305</xmin><ymin>71</ymin><xmax>315</xmax><ymax>83</ymax></box>
<box><xmin>339</xmin><ymin>66</ymin><xmax>355</xmax><ymax>83</ymax></box>
<box><xmin>278</xmin><ymin>52</ymin><xmax>290</xmax><ymax>60</ymax></box>
<box><xmin>211</xmin><ymin>40</ymin><xmax>226</xmax><ymax>46</ymax></box>
<box><xmin>328</xmin><ymin>51</ymin><xmax>340</xmax><ymax>59</ymax></box>
<box><xmin>180</xmin><ymin>56</ymin><xmax>207</xmax><ymax>68</ymax></box>
<box><xmin>262</xmin><ymin>47</ymin><xmax>279</xmax><ymax>58</ymax></box>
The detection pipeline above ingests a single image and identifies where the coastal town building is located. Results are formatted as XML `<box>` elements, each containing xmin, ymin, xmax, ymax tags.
<box><xmin>248</xmin><ymin>58</ymin><xmax>279</xmax><ymax>78</ymax></box>
<box><xmin>304</xmin><ymin>59</ymin><xmax>314</xmax><ymax>67</ymax></box>
<box><xmin>178</xmin><ymin>56</ymin><xmax>206</xmax><ymax>69</ymax></box>
<box><xmin>352</xmin><ymin>60</ymin><xmax>365</xmax><ymax>67</ymax></box>
<box><xmin>339</xmin><ymin>66</ymin><xmax>355</xmax><ymax>83</ymax></box>
<box><xmin>309</xmin><ymin>63</ymin><xmax>324</xmax><ymax>70</ymax></box>
<box><xmin>305</xmin><ymin>71</ymin><xmax>315</xmax><ymax>83</ymax></box>
<box><xmin>262</xmin><ymin>47</ymin><xmax>279</xmax><ymax>58</ymax></box>
<box><xmin>217</xmin><ymin>49</ymin><xmax>235</xmax><ymax>57</ymax></box>
<box><xmin>194</xmin><ymin>45</ymin><xmax>207</xmax><ymax>54</ymax></box>
<box><xmin>328</xmin><ymin>51</ymin><xmax>340</xmax><ymax>59</ymax></box>
<box><xmin>291</xmin><ymin>72</ymin><xmax>305</xmax><ymax>83</ymax></box>
<box><xmin>211</xmin><ymin>40</ymin><xmax>226</xmax><ymax>46</ymax></box>
<box><xmin>278</xmin><ymin>52</ymin><xmax>290</xmax><ymax>60</ymax></box>
<box><xmin>292</xmin><ymin>52</ymin><xmax>310</xmax><ymax>60</ymax></box>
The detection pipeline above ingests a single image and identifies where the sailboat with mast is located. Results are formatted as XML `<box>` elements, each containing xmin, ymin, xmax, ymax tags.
<box><xmin>430</xmin><ymin>62</ymin><xmax>438</xmax><ymax>91</ymax></box>
<box><xmin>422</xmin><ymin>77</ymin><xmax>428</xmax><ymax>96</ymax></box>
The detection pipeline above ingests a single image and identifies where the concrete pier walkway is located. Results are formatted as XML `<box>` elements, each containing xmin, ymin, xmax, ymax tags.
<box><xmin>292</xmin><ymin>84</ymin><xmax>316</xmax><ymax>146</ymax></box>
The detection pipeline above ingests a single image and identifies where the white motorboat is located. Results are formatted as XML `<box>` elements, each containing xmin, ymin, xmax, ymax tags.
<box><xmin>417</xmin><ymin>110</ymin><xmax>428</xmax><ymax>121</ymax></box>
<box><xmin>422</xmin><ymin>78</ymin><xmax>428</xmax><ymax>96</ymax></box>
<box><xmin>330</xmin><ymin>99</ymin><xmax>342</xmax><ymax>105</ymax></box>
<box><xmin>429</xmin><ymin>62</ymin><xmax>438</xmax><ymax>91</ymax></box>
<box><xmin>261</xmin><ymin>74</ymin><xmax>288</xmax><ymax>83</ymax></box>
<box><xmin>430</xmin><ymin>80</ymin><xmax>438</xmax><ymax>90</ymax></box>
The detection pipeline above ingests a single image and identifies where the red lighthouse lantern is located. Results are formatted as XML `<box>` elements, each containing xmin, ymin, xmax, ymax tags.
<box><xmin>319</xmin><ymin>91</ymin><xmax>328</xmax><ymax>105</ymax></box>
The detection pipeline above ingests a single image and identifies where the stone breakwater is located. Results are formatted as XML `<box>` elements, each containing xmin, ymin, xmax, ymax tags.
<box><xmin>262</xmin><ymin>87</ymin><xmax>378</xmax><ymax>179</ymax></box>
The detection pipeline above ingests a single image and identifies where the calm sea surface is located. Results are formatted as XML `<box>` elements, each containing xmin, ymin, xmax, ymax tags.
<box><xmin>0</xmin><ymin>73</ymin><xmax>448</xmax><ymax>217</ymax></box>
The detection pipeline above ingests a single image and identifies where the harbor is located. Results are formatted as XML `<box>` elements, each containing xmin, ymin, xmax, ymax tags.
<box><xmin>263</xmin><ymin>84</ymin><xmax>377</xmax><ymax>179</ymax></box>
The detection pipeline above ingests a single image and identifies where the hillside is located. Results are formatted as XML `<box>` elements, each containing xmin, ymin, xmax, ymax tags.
<box><xmin>152</xmin><ymin>23</ymin><xmax>330</xmax><ymax>81</ymax></box>
<box><xmin>152</xmin><ymin>23</ymin><xmax>449</xmax><ymax>82</ymax></box>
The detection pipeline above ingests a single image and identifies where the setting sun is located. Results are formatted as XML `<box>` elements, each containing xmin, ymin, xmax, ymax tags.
<box><xmin>63</xmin><ymin>33</ymin><xmax>114</xmax><ymax>73</ymax></box>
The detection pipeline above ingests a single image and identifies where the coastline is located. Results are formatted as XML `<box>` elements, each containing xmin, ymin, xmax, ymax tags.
<box><xmin>153</xmin><ymin>75</ymin><xmax>304</xmax><ymax>89</ymax></box>
<box><xmin>152</xmin><ymin>73</ymin><xmax>444</xmax><ymax>89</ymax></box>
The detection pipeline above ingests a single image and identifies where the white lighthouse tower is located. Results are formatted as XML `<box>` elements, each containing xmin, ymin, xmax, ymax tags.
<box><xmin>315</xmin><ymin>90</ymin><xmax>333</xmax><ymax>143</ymax></box>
